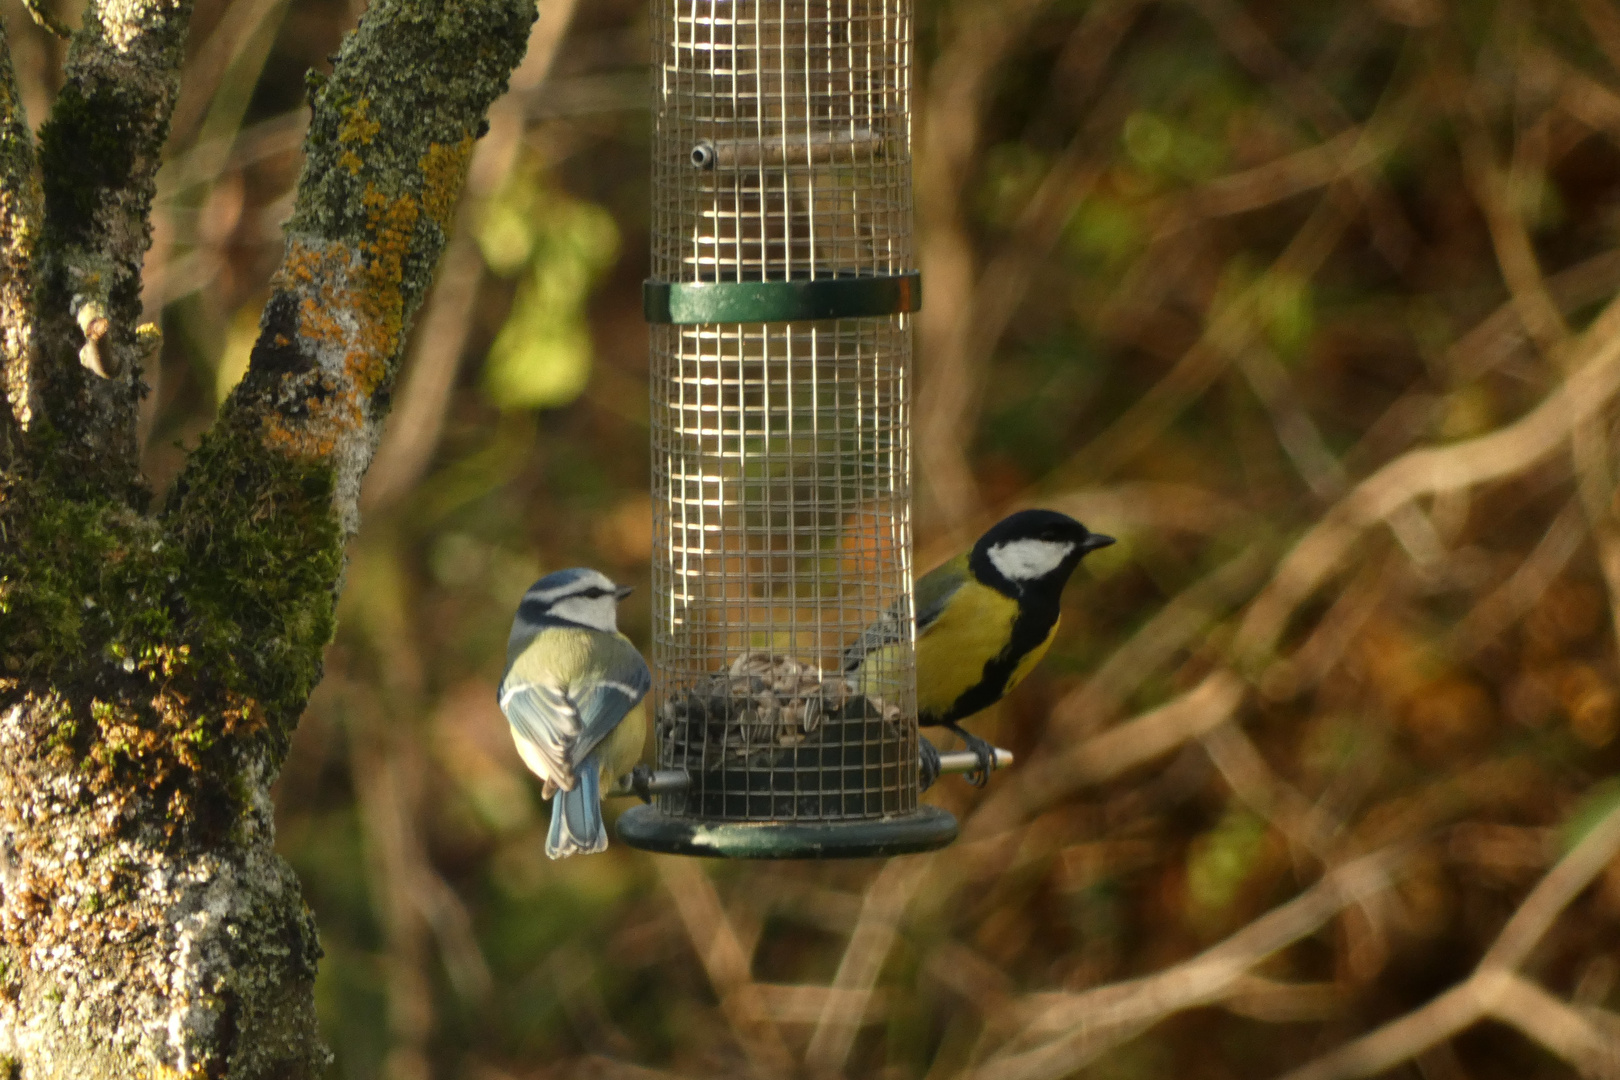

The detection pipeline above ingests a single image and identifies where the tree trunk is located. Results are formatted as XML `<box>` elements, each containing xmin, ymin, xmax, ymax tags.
<box><xmin>0</xmin><ymin>1</ymin><xmax>534</xmax><ymax>1074</ymax></box>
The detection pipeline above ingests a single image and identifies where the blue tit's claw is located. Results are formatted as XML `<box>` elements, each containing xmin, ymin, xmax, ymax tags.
<box><xmin>630</xmin><ymin>763</ymin><xmax>655</xmax><ymax>804</ymax></box>
<box><xmin>918</xmin><ymin>736</ymin><xmax>942</xmax><ymax>792</ymax></box>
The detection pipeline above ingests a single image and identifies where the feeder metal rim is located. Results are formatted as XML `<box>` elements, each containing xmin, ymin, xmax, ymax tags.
<box><xmin>616</xmin><ymin>804</ymin><xmax>959</xmax><ymax>859</ymax></box>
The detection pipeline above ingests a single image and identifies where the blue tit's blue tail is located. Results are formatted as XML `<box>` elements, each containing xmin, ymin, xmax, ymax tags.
<box><xmin>546</xmin><ymin>754</ymin><xmax>607</xmax><ymax>858</ymax></box>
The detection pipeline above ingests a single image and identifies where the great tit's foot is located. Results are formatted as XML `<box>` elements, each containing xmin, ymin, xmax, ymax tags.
<box><xmin>953</xmin><ymin>727</ymin><xmax>998</xmax><ymax>788</ymax></box>
<box><xmin>629</xmin><ymin>764</ymin><xmax>656</xmax><ymax>804</ymax></box>
<box><xmin>918</xmin><ymin>737</ymin><xmax>942</xmax><ymax>792</ymax></box>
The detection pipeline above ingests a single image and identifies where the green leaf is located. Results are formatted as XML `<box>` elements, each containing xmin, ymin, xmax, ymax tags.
<box><xmin>1187</xmin><ymin>806</ymin><xmax>1269</xmax><ymax>913</ymax></box>
<box><xmin>481</xmin><ymin>177</ymin><xmax>619</xmax><ymax>411</ymax></box>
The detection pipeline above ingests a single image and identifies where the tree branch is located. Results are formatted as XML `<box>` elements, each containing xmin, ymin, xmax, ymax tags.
<box><xmin>1275</xmin><ymin>800</ymin><xmax>1620</xmax><ymax>1080</ymax></box>
<box><xmin>361</xmin><ymin>0</ymin><xmax>580</xmax><ymax>511</ymax></box>
<box><xmin>29</xmin><ymin>0</ymin><xmax>194</xmax><ymax>498</ymax></box>
<box><xmin>0</xmin><ymin>21</ymin><xmax>41</xmax><ymax>454</ymax></box>
<box><xmin>0</xmin><ymin>2</ymin><xmax>534</xmax><ymax>1074</ymax></box>
<box><xmin>914</xmin><ymin>0</ymin><xmax>1141</xmax><ymax>534</ymax></box>
<box><xmin>912</xmin><ymin>0</ymin><xmax>1051</xmax><ymax>533</ymax></box>
<box><xmin>1234</xmin><ymin>287</ymin><xmax>1620</xmax><ymax>665</ymax></box>
<box><xmin>657</xmin><ymin>858</ymin><xmax>796</xmax><ymax>1075</ymax></box>
<box><xmin>804</xmin><ymin>856</ymin><xmax>934</xmax><ymax>1072</ymax></box>
<box><xmin>965</xmin><ymin>669</ymin><xmax>1248</xmax><ymax>839</ymax></box>
<box><xmin>970</xmin><ymin>846</ymin><xmax>1413</xmax><ymax>1080</ymax></box>
<box><xmin>20</xmin><ymin>1</ymin><xmax>73</xmax><ymax>40</ymax></box>
<box><xmin>173</xmin><ymin>0</ymin><xmax>534</xmax><ymax>537</ymax></box>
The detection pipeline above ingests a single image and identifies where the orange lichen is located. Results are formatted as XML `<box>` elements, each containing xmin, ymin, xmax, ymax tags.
<box><xmin>262</xmin><ymin>183</ymin><xmax>421</xmax><ymax>460</ymax></box>
<box><xmin>337</xmin><ymin>97</ymin><xmax>380</xmax><ymax>146</ymax></box>
<box><xmin>336</xmin><ymin>96</ymin><xmax>381</xmax><ymax>177</ymax></box>
<box><xmin>419</xmin><ymin>137</ymin><xmax>475</xmax><ymax>232</ymax></box>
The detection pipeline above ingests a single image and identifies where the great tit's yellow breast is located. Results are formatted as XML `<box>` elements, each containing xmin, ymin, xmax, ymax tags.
<box><xmin>916</xmin><ymin>579</ymin><xmax>1021</xmax><ymax>718</ymax></box>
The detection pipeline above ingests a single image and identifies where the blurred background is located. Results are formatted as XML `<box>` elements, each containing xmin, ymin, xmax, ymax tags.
<box><xmin>9</xmin><ymin>0</ymin><xmax>1620</xmax><ymax>1076</ymax></box>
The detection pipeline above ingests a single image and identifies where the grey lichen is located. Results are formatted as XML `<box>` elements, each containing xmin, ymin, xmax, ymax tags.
<box><xmin>0</xmin><ymin>697</ymin><xmax>325</xmax><ymax>1075</ymax></box>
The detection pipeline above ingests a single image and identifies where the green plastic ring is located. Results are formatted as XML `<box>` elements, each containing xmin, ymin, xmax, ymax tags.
<box><xmin>643</xmin><ymin>272</ymin><xmax>921</xmax><ymax>324</ymax></box>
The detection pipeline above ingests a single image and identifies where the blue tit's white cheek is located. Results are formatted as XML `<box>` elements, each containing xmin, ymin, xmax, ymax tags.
<box><xmin>988</xmin><ymin>538</ymin><xmax>1075</xmax><ymax>582</ymax></box>
<box><xmin>549</xmin><ymin>594</ymin><xmax>619</xmax><ymax>632</ymax></box>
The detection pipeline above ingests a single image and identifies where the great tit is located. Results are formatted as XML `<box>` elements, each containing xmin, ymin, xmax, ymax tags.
<box><xmin>499</xmin><ymin>568</ymin><xmax>650</xmax><ymax>858</ymax></box>
<box><xmin>845</xmin><ymin>509</ymin><xmax>1115</xmax><ymax>786</ymax></box>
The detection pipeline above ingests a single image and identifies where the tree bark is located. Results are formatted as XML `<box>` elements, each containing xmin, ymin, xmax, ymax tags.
<box><xmin>0</xmin><ymin>1</ymin><xmax>534</xmax><ymax>1074</ymax></box>
<box><xmin>0</xmin><ymin>24</ymin><xmax>40</xmax><ymax>460</ymax></box>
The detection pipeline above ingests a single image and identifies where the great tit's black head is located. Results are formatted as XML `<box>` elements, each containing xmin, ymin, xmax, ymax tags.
<box><xmin>514</xmin><ymin>567</ymin><xmax>634</xmax><ymax>635</ymax></box>
<box><xmin>969</xmin><ymin>509</ymin><xmax>1115</xmax><ymax>596</ymax></box>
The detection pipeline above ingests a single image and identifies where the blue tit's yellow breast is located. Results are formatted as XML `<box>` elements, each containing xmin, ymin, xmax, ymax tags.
<box><xmin>598</xmin><ymin>702</ymin><xmax>648</xmax><ymax>787</ymax></box>
<box><xmin>915</xmin><ymin>579</ymin><xmax>1022</xmax><ymax>719</ymax></box>
<box><xmin>506</xmin><ymin>625</ymin><xmax>637</xmax><ymax>693</ymax></box>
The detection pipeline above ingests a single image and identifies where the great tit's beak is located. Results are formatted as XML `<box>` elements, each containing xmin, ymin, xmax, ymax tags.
<box><xmin>1082</xmin><ymin>533</ymin><xmax>1116</xmax><ymax>553</ymax></box>
<box><xmin>614</xmin><ymin>584</ymin><xmax>635</xmax><ymax>600</ymax></box>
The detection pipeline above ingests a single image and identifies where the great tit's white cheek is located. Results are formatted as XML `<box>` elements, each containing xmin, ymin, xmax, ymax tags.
<box><xmin>987</xmin><ymin>538</ymin><xmax>1075</xmax><ymax>581</ymax></box>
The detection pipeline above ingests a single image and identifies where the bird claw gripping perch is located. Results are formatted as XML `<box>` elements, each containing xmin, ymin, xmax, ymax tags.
<box><xmin>919</xmin><ymin>737</ymin><xmax>942</xmax><ymax>792</ymax></box>
<box><xmin>923</xmin><ymin>740</ymin><xmax>1016</xmax><ymax>790</ymax></box>
<box><xmin>965</xmin><ymin>739</ymin><xmax>998</xmax><ymax>788</ymax></box>
<box><xmin>629</xmin><ymin>763</ymin><xmax>657</xmax><ymax>804</ymax></box>
<box><xmin>946</xmin><ymin>723</ymin><xmax>999</xmax><ymax>788</ymax></box>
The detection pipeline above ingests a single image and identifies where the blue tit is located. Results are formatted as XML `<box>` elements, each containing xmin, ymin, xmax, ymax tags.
<box><xmin>499</xmin><ymin>568</ymin><xmax>651</xmax><ymax>858</ymax></box>
<box><xmin>845</xmin><ymin>509</ymin><xmax>1114</xmax><ymax>786</ymax></box>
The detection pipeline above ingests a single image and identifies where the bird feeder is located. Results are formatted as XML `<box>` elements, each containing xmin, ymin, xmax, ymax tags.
<box><xmin>616</xmin><ymin>0</ymin><xmax>958</xmax><ymax>858</ymax></box>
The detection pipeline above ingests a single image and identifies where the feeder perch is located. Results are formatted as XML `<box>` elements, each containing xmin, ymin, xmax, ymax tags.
<box><xmin>616</xmin><ymin>0</ymin><xmax>958</xmax><ymax>859</ymax></box>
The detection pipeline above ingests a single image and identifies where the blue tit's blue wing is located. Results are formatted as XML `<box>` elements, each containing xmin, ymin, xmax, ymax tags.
<box><xmin>499</xmin><ymin>678</ymin><xmax>581</xmax><ymax>792</ymax></box>
<box><xmin>567</xmin><ymin>640</ymin><xmax>651</xmax><ymax>769</ymax></box>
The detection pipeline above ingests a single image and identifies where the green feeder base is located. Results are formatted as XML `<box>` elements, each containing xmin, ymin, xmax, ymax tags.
<box><xmin>617</xmin><ymin>804</ymin><xmax>957</xmax><ymax>859</ymax></box>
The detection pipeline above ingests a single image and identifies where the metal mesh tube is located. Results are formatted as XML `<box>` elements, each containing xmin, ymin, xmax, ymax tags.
<box><xmin>650</xmin><ymin>0</ymin><xmax>912</xmax><ymax>283</ymax></box>
<box><xmin>648</xmin><ymin>0</ymin><xmax>917</xmax><ymax>823</ymax></box>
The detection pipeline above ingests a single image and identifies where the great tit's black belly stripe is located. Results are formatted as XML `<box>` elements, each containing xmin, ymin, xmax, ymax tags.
<box><xmin>920</xmin><ymin>598</ymin><xmax>1060</xmax><ymax>727</ymax></box>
